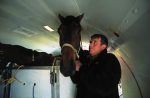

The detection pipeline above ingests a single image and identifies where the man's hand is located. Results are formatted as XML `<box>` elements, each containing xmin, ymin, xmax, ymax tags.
<box><xmin>75</xmin><ymin>60</ymin><xmax>82</xmax><ymax>71</ymax></box>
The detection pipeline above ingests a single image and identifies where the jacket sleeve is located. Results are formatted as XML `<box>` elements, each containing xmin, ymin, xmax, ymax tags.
<box><xmin>70</xmin><ymin>48</ymin><xmax>89</xmax><ymax>84</ymax></box>
<box><xmin>78</xmin><ymin>53</ymin><xmax>121</xmax><ymax>95</ymax></box>
<box><xmin>70</xmin><ymin>71</ymin><xmax>80</xmax><ymax>83</ymax></box>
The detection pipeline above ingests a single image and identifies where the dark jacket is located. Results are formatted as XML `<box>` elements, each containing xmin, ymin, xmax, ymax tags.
<box><xmin>71</xmin><ymin>49</ymin><xmax>121</xmax><ymax>98</ymax></box>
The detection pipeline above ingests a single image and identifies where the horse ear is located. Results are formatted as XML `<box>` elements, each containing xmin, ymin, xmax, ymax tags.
<box><xmin>58</xmin><ymin>14</ymin><xmax>65</xmax><ymax>23</ymax></box>
<box><xmin>76</xmin><ymin>14</ymin><xmax>84</xmax><ymax>22</ymax></box>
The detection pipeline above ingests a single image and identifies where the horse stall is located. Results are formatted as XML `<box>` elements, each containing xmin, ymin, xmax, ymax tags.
<box><xmin>0</xmin><ymin>63</ymin><xmax>76</xmax><ymax>98</ymax></box>
<box><xmin>0</xmin><ymin>43</ymin><xmax>76</xmax><ymax>98</ymax></box>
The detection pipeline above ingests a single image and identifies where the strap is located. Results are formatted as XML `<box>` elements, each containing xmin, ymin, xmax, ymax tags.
<box><xmin>62</xmin><ymin>43</ymin><xmax>79</xmax><ymax>59</ymax></box>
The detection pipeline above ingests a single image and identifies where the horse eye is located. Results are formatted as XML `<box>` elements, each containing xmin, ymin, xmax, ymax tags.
<box><xmin>58</xmin><ymin>29</ymin><xmax>62</xmax><ymax>33</ymax></box>
<box><xmin>58</xmin><ymin>27</ymin><xmax>63</xmax><ymax>34</ymax></box>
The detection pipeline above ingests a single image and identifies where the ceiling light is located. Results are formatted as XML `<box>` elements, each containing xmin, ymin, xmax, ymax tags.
<box><xmin>44</xmin><ymin>26</ymin><xmax>54</xmax><ymax>32</ymax></box>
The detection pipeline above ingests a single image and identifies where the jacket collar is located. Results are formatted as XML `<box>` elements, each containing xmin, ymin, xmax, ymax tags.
<box><xmin>91</xmin><ymin>49</ymin><xmax>107</xmax><ymax>61</ymax></box>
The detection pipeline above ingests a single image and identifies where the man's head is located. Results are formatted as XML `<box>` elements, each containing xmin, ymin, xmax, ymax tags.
<box><xmin>89</xmin><ymin>34</ymin><xmax>108</xmax><ymax>57</ymax></box>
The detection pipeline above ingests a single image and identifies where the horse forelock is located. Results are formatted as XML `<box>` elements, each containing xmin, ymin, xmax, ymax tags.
<box><xmin>58</xmin><ymin>17</ymin><xmax>81</xmax><ymax>48</ymax></box>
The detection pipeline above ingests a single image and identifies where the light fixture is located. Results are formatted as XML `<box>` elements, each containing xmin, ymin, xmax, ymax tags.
<box><xmin>44</xmin><ymin>26</ymin><xmax>54</xmax><ymax>32</ymax></box>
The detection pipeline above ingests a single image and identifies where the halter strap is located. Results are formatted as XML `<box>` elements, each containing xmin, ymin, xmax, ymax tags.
<box><xmin>62</xmin><ymin>43</ymin><xmax>80</xmax><ymax>59</ymax></box>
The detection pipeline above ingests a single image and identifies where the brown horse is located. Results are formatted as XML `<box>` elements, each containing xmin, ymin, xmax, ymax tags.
<box><xmin>0</xmin><ymin>43</ymin><xmax>54</xmax><ymax>72</ymax></box>
<box><xmin>58</xmin><ymin>14</ymin><xmax>84</xmax><ymax>77</ymax></box>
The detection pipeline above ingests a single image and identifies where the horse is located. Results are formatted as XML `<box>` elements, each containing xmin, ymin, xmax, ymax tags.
<box><xmin>0</xmin><ymin>42</ymin><xmax>54</xmax><ymax>73</ymax></box>
<box><xmin>58</xmin><ymin>14</ymin><xmax>84</xmax><ymax>77</ymax></box>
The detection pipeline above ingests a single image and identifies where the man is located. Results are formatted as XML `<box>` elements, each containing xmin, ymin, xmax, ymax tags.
<box><xmin>71</xmin><ymin>34</ymin><xmax>121</xmax><ymax>98</ymax></box>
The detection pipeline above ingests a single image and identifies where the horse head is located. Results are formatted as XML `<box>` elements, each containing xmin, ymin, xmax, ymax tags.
<box><xmin>58</xmin><ymin>14</ymin><xmax>84</xmax><ymax>76</ymax></box>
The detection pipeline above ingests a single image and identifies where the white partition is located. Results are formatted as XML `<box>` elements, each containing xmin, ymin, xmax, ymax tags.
<box><xmin>9</xmin><ymin>67</ymin><xmax>76</xmax><ymax>98</ymax></box>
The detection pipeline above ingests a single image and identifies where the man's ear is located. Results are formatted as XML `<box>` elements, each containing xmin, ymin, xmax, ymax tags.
<box><xmin>101</xmin><ymin>44</ymin><xmax>107</xmax><ymax>50</ymax></box>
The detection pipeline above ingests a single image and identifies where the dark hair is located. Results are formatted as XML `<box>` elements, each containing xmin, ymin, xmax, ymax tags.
<box><xmin>91</xmin><ymin>34</ymin><xmax>108</xmax><ymax>47</ymax></box>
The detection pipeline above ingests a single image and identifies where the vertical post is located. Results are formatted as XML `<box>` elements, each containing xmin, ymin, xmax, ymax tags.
<box><xmin>3</xmin><ymin>63</ymin><xmax>13</xmax><ymax>98</ymax></box>
<box><xmin>50</xmin><ymin>58</ymin><xmax>60</xmax><ymax>98</ymax></box>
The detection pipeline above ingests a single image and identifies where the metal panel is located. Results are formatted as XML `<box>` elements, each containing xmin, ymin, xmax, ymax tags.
<box><xmin>9</xmin><ymin>67</ymin><xmax>76</xmax><ymax>98</ymax></box>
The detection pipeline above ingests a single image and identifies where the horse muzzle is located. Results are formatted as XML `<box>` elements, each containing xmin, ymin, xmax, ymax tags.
<box><xmin>60</xmin><ymin>59</ymin><xmax>76</xmax><ymax>77</ymax></box>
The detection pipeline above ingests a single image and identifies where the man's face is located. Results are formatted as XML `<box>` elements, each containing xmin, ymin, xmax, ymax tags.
<box><xmin>89</xmin><ymin>37</ymin><xmax>106</xmax><ymax>57</ymax></box>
